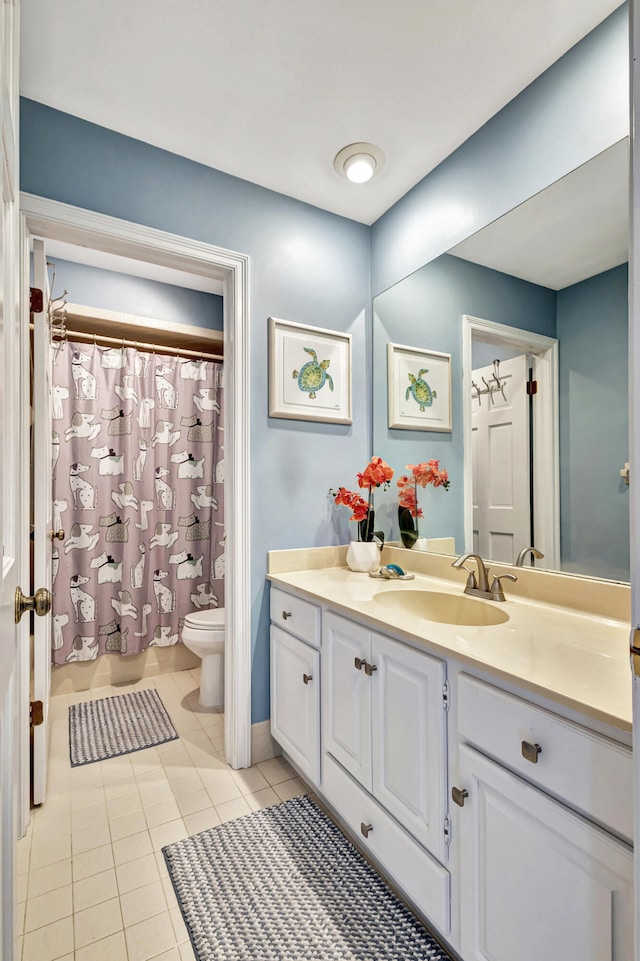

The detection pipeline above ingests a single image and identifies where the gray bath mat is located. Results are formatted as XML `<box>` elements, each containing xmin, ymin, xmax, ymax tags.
<box><xmin>163</xmin><ymin>794</ymin><xmax>453</xmax><ymax>961</ymax></box>
<box><xmin>69</xmin><ymin>688</ymin><xmax>178</xmax><ymax>766</ymax></box>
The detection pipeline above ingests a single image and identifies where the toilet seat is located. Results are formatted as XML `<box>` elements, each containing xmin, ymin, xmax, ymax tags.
<box><xmin>183</xmin><ymin>608</ymin><xmax>225</xmax><ymax>630</ymax></box>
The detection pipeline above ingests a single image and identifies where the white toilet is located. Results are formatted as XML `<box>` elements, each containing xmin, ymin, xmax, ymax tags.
<box><xmin>181</xmin><ymin>608</ymin><xmax>225</xmax><ymax>708</ymax></box>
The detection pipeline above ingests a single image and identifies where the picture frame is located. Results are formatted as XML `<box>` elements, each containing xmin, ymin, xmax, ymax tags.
<box><xmin>269</xmin><ymin>317</ymin><xmax>352</xmax><ymax>424</ymax></box>
<box><xmin>387</xmin><ymin>342</ymin><xmax>452</xmax><ymax>431</ymax></box>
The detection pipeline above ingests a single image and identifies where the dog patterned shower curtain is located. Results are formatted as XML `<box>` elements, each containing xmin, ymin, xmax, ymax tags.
<box><xmin>50</xmin><ymin>340</ymin><xmax>225</xmax><ymax>664</ymax></box>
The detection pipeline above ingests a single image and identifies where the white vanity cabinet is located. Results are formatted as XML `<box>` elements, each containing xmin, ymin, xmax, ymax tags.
<box><xmin>323</xmin><ymin>610</ymin><xmax>449</xmax><ymax>862</ymax></box>
<box><xmin>456</xmin><ymin>744</ymin><xmax>633</xmax><ymax>961</ymax></box>
<box><xmin>269</xmin><ymin>587</ymin><xmax>321</xmax><ymax>785</ymax></box>
<box><xmin>454</xmin><ymin>675</ymin><xmax>633</xmax><ymax>960</ymax></box>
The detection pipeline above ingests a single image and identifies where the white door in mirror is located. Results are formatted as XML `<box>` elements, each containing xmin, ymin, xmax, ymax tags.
<box><xmin>472</xmin><ymin>354</ymin><xmax>530</xmax><ymax>564</ymax></box>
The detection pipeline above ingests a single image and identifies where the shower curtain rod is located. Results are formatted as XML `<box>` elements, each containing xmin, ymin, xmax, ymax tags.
<box><xmin>30</xmin><ymin>324</ymin><xmax>223</xmax><ymax>362</ymax></box>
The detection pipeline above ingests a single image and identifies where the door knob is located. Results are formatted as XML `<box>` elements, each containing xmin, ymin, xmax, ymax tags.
<box><xmin>15</xmin><ymin>587</ymin><xmax>52</xmax><ymax>624</ymax></box>
<box><xmin>50</xmin><ymin>529</ymin><xmax>65</xmax><ymax>541</ymax></box>
<box><xmin>451</xmin><ymin>786</ymin><xmax>469</xmax><ymax>807</ymax></box>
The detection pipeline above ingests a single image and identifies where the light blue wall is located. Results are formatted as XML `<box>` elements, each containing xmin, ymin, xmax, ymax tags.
<box><xmin>557</xmin><ymin>263</ymin><xmax>629</xmax><ymax>581</ymax></box>
<box><xmin>372</xmin><ymin>254</ymin><xmax>557</xmax><ymax>546</ymax></box>
<box><xmin>48</xmin><ymin>258</ymin><xmax>223</xmax><ymax>331</ymax></box>
<box><xmin>370</xmin><ymin>4</ymin><xmax>628</xmax><ymax>296</ymax></box>
<box><xmin>21</xmin><ymin>98</ymin><xmax>371</xmax><ymax>725</ymax></box>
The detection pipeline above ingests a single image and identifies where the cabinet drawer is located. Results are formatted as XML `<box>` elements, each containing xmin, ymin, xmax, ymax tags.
<box><xmin>323</xmin><ymin>754</ymin><xmax>450</xmax><ymax>936</ymax></box>
<box><xmin>270</xmin><ymin>586</ymin><xmax>321</xmax><ymax>647</ymax></box>
<box><xmin>458</xmin><ymin>674</ymin><xmax>632</xmax><ymax>840</ymax></box>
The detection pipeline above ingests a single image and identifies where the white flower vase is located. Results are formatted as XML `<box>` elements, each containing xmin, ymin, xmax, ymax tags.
<box><xmin>346</xmin><ymin>541</ymin><xmax>380</xmax><ymax>573</ymax></box>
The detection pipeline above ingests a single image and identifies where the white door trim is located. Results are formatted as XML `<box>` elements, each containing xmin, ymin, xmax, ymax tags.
<box><xmin>20</xmin><ymin>192</ymin><xmax>252</xmax><ymax>771</ymax></box>
<box><xmin>462</xmin><ymin>314</ymin><xmax>560</xmax><ymax>568</ymax></box>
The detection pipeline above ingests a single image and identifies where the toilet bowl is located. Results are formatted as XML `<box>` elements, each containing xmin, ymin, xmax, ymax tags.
<box><xmin>181</xmin><ymin>608</ymin><xmax>225</xmax><ymax>708</ymax></box>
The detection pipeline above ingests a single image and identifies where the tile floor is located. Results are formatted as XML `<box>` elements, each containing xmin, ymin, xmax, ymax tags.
<box><xmin>15</xmin><ymin>668</ymin><xmax>307</xmax><ymax>961</ymax></box>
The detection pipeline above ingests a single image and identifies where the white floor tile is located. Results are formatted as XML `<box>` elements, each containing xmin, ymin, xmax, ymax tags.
<box><xmin>113</xmin><ymin>830</ymin><xmax>153</xmax><ymax>865</ymax></box>
<box><xmin>72</xmin><ymin>844</ymin><xmax>115</xmax><ymax>882</ymax></box>
<box><xmin>215</xmin><ymin>796</ymin><xmax>251</xmax><ymax>823</ymax></box>
<box><xmin>125</xmin><ymin>912</ymin><xmax>177</xmax><ymax>961</ymax></box>
<box><xmin>183</xmin><ymin>807</ymin><xmax>221</xmax><ymax>835</ymax></box>
<box><xmin>257</xmin><ymin>756</ymin><xmax>295</xmax><ymax>786</ymax></box>
<box><xmin>109</xmin><ymin>808</ymin><xmax>148</xmax><ymax>841</ymax></box>
<box><xmin>273</xmin><ymin>777</ymin><xmax>308</xmax><ymax>802</ymax></box>
<box><xmin>175</xmin><ymin>789</ymin><xmax>211</xmax><ymax>818</ymax></box>
<box><xmin>231</xmin><ymin>766</ymin><xmax>269</xmax><ymax>796</ymax></box>
<box><xmin>144</xmin><ymin>798</ymin><xmax>182</xmax><ymax>829</ymax></box>
<box><xmin>22</xmin><ymin>916</ymin><xmax>74</xmax><ymax>961</ymax></box>
<box><xmin>149</xmin><ymin>820</ymin><xmax>188</xmax><ymax>852</ymax></box>
<box><xmin>72</xmin><ymin>821</ymin><xmax>111</xmax><ymax>855</ymax></box>
<box><xmin>73</xmin><ymin>896</ymin><xmax>123</xmax><ymax>949</ymax></box>
<box><xmin>245</xmin><ymin>786</ymin><xmax>281</xmax><ymax>812</ymax></box>
<box><xmin>73</xmin><ymin>867</ymin><xmax>118</xmax><ymax>913</ymax></box>
<box><xmin>120</xmin><ymin>879</ymin><xmax>167</xmax><ymax>928</ymax></box>
<box><xmin>29</xmin><ymin>833</ymin><xmax>72</xmax><ymax>870</ymax></box>
<box><xmin>24</xmin><ymin>884</ymin><xmax>73</xmax><ymax>932</ymax></box>
<box><xmin>115</xmin><ymin>852</ymin><xmax>160</xmax><ymax>895</ymax></box>
<box><xmin>27</xmin><ymin>859</ymin><xmax>72</xmax><ymax>899</ymax></box>
<box><xmin>202</xmin><ymin>772</ymin><xmax>242</xmax><ymax>806</ymax></box>
<box><xmin>75</xmin><ymin>930</ymin><xmax>128</xmax><ymax>961</ymax></box>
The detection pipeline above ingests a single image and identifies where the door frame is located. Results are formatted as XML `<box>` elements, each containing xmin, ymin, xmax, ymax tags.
<box><xmin>19</xmin><ymin>193</ymin><xmax>252</xmax><ymax>790</ymax></box>
<box><xmin>462</xmin><ymin>314</ymin><xmax>560</xmax><ymax>568</ymax></box>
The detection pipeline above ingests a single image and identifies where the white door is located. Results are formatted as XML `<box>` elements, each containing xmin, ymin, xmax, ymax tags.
<box><xmin>322</xmin><ymin>611</ymin><xmax>371</xmax><ymax>789</ymax></box>
<box><xmin>472</xmin><ymin>355</ymin><xmax>531</xmax><ymax>563</ymax></box>
<box><xmin>1</xmin><ymin>2</ymin><xmax>29</xmax><ymax>959</ymax></box>
<box><xmin>270</xmin><ymin>626</ymin><xmax>320</xmax><ymax>784</ymax></box>
<box><xmin>31</xmin><ymin>240</ymin><xmax>54</xmax><ymax>806</ymax></box>
<box><xmin>371</xmin><ymin>633</ymin><xmax>447</xmax><ymax>860</ymax></box>
<box><xmin>458</xmin><ymin>745</ymin><xmax>633</xmax><ymax>961</ymax></box>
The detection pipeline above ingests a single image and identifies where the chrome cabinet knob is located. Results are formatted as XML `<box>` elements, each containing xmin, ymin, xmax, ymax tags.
<box><xmin>15</xmin><ymin>586</ymin><xmax>52</xmax><ymax>624</ymax></box>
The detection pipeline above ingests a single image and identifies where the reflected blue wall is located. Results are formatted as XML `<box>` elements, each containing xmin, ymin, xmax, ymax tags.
<box><xmin>557</xmin><ymin>263</ymin><xmax>629</xmax><ymax>581</ymax></box>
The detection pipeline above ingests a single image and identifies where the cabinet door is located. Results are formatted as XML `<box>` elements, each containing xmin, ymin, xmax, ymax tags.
<box><xmin>270</xmin><ymin>626</ymin><xmax>320</xmax><ymax>784</ymax></box>
<box><xmin>371</xmin><ymin>633</ymin><xmax>447</xmax><ymax>860</ymax></box>
<box><xmin>458</xmin><ymin>744</ymin><xmax>633</xmax><ymax>961</ymax></box>
<box><xmin>322</xmin><ymin>611</ymin><xmax>371</xmax><ymax>789</ymax></box>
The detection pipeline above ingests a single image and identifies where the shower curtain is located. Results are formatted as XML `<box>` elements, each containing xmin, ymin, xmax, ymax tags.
<box><xmin>50</xmin><ymin>340</ymin><xmax>225</xmax><ymax>664</ymax></box>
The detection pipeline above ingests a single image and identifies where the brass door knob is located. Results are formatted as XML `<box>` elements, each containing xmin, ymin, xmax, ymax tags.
<box><xmin>15</xmin><ymin>586</ymin><xmax>52</xmax><ymax>624</ymax></box>
<box><xmin>50</xmin><ymin>530</ymin><xmax>65</xmax><ymax>541</ymax></box>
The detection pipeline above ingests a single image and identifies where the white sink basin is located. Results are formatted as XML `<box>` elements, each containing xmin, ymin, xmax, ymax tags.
<box><xmin>373</xmin><ymin>589</ymin><xmax>509</xmax><ymax>627</ymax></box>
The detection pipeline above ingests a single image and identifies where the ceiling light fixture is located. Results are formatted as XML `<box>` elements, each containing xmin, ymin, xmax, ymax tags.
<box><xmin>334</xmin><ymin>142</ymin><xmax>384</xmax><ymax>184</ymax></box>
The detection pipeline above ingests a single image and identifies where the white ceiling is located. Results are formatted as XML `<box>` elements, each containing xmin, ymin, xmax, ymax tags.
<box><xmin>20</xmin><ymin>0</ymin><xmax>623</xmax><ymax>226</ymax></box>
<box><xmin>450</xmin><ymin>138</ymin><xmax>629</xmax><ymax>290</ymax></box>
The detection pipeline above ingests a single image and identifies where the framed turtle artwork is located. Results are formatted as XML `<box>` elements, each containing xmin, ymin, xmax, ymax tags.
<box><xmin>387</xmin><ymin>342</ymin><xmax>452</xmax><ymax>431</ymax></box>
<box><xmin>268</xmin><ymin>317</ymin><xmax>352</xmax><ymax>424</ymax></box>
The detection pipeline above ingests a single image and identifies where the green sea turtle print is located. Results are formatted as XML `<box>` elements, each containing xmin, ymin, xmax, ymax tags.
<box><xmin>406</xmin><ymin>368</ymin><xmax>436</xmax><ymax>411</ymax></box>
<box><xmin>293</xmin><ymin>347</ymin><xmax>334</xmax><ymax>399</ymax></box>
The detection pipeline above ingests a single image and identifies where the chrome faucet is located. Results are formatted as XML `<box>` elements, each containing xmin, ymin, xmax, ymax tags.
<box><xmin>451</xmin><ymin>553</ymin><xmax>517</xmax><ymax>602</ymax></box>
<box><xmin>515</xmin><ymin>546</ymin><xmax>544</xmax><ymax>567</ymax></box>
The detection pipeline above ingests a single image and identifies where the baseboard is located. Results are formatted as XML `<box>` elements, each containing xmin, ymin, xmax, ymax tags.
<box><xmin>251</xmin><ymin>719</ymin><xmax>282</xmax><ymax>764</ymax></box>
<box><xmin>49</xmin><ymin>644</ymin><xmax>200</xmax><ymax>696</ymax></box>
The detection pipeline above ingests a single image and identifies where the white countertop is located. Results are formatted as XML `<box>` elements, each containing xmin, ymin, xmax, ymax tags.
<box><xmin>268</xmin><ymin>565</ymin><xmax>632</xmax><ymax>733</ymax></box>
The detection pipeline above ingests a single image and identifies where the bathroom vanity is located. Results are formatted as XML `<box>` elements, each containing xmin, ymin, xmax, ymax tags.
<box><xmin>268</xmin><ymin>548</ymin><xmax>633</xmax><ymax>961</ymax></box>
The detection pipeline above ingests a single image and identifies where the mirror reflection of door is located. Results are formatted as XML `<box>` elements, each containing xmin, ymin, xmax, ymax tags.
<box><xmin>471</xmin><ymin>353</ymin><xmax>532</xmax><ymax>564</ymax></box>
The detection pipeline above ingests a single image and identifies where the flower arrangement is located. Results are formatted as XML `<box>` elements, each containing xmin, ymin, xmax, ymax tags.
<box><xmin>331</xmin><ymin>456</ymin><xmax>394</xmax><ymax>543</ymax></box>
<box><xmin>397</xmin><ymin>459</ymin><xmax>449</xmax><ymax>548</ymax></box>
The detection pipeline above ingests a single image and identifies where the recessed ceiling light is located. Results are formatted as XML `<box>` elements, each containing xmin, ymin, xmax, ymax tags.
<box><xmin>334</xmin><ymin>143</ymin><xmax>385</xmax><ymax>184</ymax></box>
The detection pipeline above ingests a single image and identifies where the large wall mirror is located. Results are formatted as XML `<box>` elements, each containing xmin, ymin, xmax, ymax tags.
<box><xmin>372</xmin><ymin>138</ymin><xmax>629</xmax><ymax>582</ymax></box>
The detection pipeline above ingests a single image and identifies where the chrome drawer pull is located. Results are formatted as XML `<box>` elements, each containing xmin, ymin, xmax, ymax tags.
<box><xmin>354</xmin><ymin>657</ymin><xmax>365</xmax><ymax>671</ymax></box>
<box><xmin>303</xmin><ymin>673</ymin><xmax>313</xmax><ymax>685</ymax></box>
<box><xmin>360</xmin><ymin>822</ymin><xmax>373</xmax><ymax>839</ymax></box>
<box><xmin>452</xmin><ymin>786</ymin><xmax>469</xmax><ymax>807</ymax></box>
<box><xmin>522</xmin><ymin>740</ymin><xmax>542</xmax><ymax>764</ymax></box>
<box><xmin>282</xmin><ymin>610</ymin><xmax>292</xmax><ymax>620</ymax></box>
<box><xmin>364</xmin><ymin>661</ymin><xmax>378</xmax><ymax>676</ymax></box>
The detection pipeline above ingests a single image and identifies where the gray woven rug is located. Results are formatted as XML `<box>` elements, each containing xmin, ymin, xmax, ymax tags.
<box><xmin>69</xmin><ymin>688</ymin><xmax>178</xmax><ymax>766</ymax></box>
<box><xmin>163</xmin><ymin>794</ymin><xmax>453</xmax><ymax>961</ymax></box>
